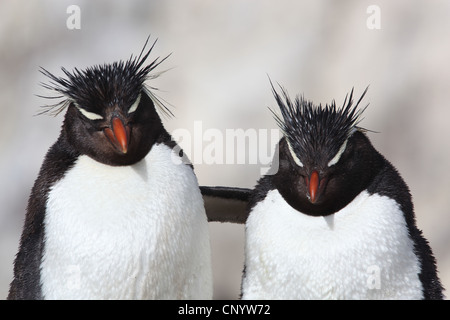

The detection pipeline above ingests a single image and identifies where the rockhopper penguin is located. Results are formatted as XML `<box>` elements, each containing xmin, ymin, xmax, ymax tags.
<box><xmin>240</xmin><ymin>83</ymin><xmax>444</xmax><ymax>299</ymax></box>
<box><xmin>8</xmin><ymin>38</ymin><xmax>213</xmax><ymax>299</ymax></box>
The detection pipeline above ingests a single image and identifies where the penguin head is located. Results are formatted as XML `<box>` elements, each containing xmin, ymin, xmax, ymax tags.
<box><xmin>270</xmin><ymin>82</ymin><xmax>376</xmax><ymax>216</ymax></box>
<box><xmin>39</xmin><ymin>38</ymin><xmax>172</xmax><ymax>166</ymax></box>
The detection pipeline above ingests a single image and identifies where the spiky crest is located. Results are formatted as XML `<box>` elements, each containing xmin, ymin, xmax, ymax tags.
<box><xmin>269</xmin><ymin>79</ymin><xmax>369</xmax><ymax>167</ymax></box>
<box><xmin>37</xmin><ymin>36</ymin><xmax>173</xmax><ymax>118</ymax></box>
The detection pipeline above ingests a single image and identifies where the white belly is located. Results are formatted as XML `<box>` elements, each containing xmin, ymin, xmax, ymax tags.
<box><xmin>242</xmin><ymin>189</ymin><xmax>423</xmax><ymax>300</ymax></box>
<box><xmin>41</xmin><ymin>143</ymin><xmax>212</xmax><ymax>299</ymax></box>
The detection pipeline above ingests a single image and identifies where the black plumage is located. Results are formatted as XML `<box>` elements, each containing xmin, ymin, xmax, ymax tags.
<box><xmin>263</xmin><ymin>84</ymin><xmax>375</xmax><ymax>216</ymax></box>
<box><xmin>30</xmin><ymin>37</ymin><xmax>174</xmax><ymax>167</ymax></box>
<box><xmin>38</xmin><ymin>37</ymin><xmax>172</xmax><ymax>119</ymax></box>
<box><xmin>270</xmin><ymin>79</ymin><xmax>368</xmax><ymax>170</ymax></box>
<box><xmin>8</xmin><ymin>134</ymin><xmax>78</xmax><ymax>299</ymax></box>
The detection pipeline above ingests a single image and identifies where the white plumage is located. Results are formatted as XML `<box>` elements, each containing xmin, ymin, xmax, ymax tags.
<box><xmin>41</xmin><ymin>143</ymin><xmax>212</xmax><ymax>299</ymax></box>
<box><xmin>242</xmin><ymin>189</ymin><xmax>423</xmax><ymax>299</ymax></box>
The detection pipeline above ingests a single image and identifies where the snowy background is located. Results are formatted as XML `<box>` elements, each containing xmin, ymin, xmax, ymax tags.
<box><xmin>0</xmin><ymin>0</ymin><xmax>449</xmax><ymax>299</ymax></box>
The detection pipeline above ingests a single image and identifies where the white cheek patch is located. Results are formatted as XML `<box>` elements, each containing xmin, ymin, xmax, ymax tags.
<box><xmin>128</xmin><ymin>93</ymin><xmax>141</xmax><ymax>114</ymax></box>
<box><xmin>328</xmin><ymin>139</ymin><xmax>348</xmax><ymax>167</ymax></box>
<box><xmin>287</xmin><ymin>140</ymin><xmax>303</xmax><ymax>167</ymax></box>
<box><xmin>76</xmin><ymin>105</ymin><xmax>104</xmax><ymax>121</ymax></box>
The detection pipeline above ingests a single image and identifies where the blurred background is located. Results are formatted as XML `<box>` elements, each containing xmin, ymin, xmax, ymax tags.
<box><xmin>0</xmin><ymin>0</ymin><xmax>449</xmax><ymax>299</ymax></box>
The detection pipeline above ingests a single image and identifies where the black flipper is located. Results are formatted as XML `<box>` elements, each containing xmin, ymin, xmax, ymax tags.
<box><xmin>200</xmin><ymin>186</ymin><xmax>251</xmax><ymax>224</ymax></box>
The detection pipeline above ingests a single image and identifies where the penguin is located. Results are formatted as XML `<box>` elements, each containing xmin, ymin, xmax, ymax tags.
<box><xmin>8</xmin><ymin>38</ymin><xmax>213</xmax><ymax>300</ymax></box>
<box><xmin>239</xmin><ymin>82</ymin><xmax>444</xmax><ymax>299</ymax></box>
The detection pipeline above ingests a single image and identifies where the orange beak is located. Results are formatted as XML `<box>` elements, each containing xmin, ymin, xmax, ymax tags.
<box><xmin>308</xmin><ymin>170</ymin><xmax>320</xmax><ymax>203</ymax></box>
<box><xmin>104</xmin><ymin>117</ymin><xmax>129</xmax><ymax>154</ymax></box>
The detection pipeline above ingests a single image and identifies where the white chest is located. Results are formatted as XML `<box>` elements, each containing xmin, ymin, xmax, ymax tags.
<box><xmin>242</xmin><ymin>189</ymin><xmax>423</xmax><ymax>299</ymax></box>
<box><xmin>41</xmin><ymin>144</ymin><xmax>212</xmax><ymax>299</ymax></box>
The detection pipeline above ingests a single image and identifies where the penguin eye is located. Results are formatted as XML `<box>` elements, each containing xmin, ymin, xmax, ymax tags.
<box><xmin>128</xmin><ymin>93</ymin><xmax>141</xmax><ymax>114</ymax></box>
<box><xmin>75</xmin><ymin>104</ymin><xmax>104</xmax><ymax>121</ymax></box>
<box><xmin>328</xmin><ymin>139</ymin><xmax>348</xmax><ymax>167</ymax></box>
<box><xmin>287</xmin><ymin>140</ymin><xmax>303</xmax><ymax>167</ymax></box>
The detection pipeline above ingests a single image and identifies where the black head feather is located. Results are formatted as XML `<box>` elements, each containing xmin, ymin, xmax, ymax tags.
<box><xmin>37</xmin><ymin>37</ymin><xmax>172</xmax><ymax>118</ymax></box>
<box><xmin>270</xmin><ymin>80</ymin><xmax>369</xmax><ymax>168</ymax></box>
